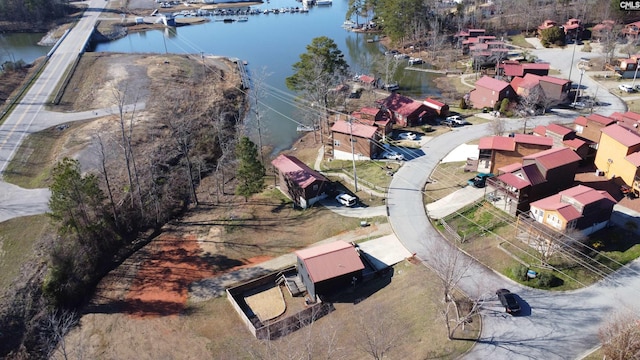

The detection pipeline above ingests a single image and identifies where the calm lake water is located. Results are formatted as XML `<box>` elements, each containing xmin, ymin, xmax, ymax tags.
<box><xmin>3</xmin><ymin>0</ymin><xmax>441</xmax><ymax>153</ymax></box>
<box><xmin>0</xmin><ymin>33</ymin><xmax>51</xmax><ymax>65</ymax></box>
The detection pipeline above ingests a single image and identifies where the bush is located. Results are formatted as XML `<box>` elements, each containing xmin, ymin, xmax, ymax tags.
<box><xmin>422</xmin><ymin>125</ymin><xmax>435</xmax><ymax>133</ymax></box>
<box><xmin>512</xmin><ymin>265</ymin><xmax>529</xmax><ymax>281</ymax></box>
<box><xmin>459</xmin><ymin>97</ymin><xmax>467</xmax><ymax>109</ymax></box>
<box><xmin>499</xmin><ymin>98</ymin><xmax>509</xmax><ymax>113</ymax></box>
<box><xmin>536</xmin><ymin>271</ymin><xmax>563</xmax><ymax>288</ymax></box>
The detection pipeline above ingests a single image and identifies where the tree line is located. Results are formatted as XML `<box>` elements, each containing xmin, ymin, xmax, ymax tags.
<box><xmin>0</xmin><ymin>0</ymin><xmax>74</xmax><ymax>25</ymax></box>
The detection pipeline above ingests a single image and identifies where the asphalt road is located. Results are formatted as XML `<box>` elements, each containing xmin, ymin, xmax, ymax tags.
<box><xmin>387</xmin><ymin>47</ymin><xmax>635</xmax><ymax>359</ymax></box>
<box><xmin>0</xmin><ymin>0</ymin><xmax>108</xmax><ymax>220</ymax></box>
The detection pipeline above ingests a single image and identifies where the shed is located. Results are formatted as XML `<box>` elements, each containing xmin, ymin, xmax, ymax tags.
<box><xmin>295</xmin><ymin>241</ymin><xmax>364</xmax><ymax>302</ymax></box>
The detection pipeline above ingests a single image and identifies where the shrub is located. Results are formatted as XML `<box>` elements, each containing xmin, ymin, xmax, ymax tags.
<box><xmin>536</xmin><ymin>271</ymin><xmax>563</xmax><ymax>288</ymax></box>
<box><xmin>499</xmin><ymin>98</ymin><xmax>509</xmax><ymax>113</ymax></box>
<box><xmin>512</xmin><ymin>265</ymin><xmax>529</xmax><ymax>281</ymax></box>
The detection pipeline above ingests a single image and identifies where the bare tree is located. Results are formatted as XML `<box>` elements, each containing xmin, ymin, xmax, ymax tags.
<box><xmin>599</xmin><ymin>310</ymin><xmax>640</xmax><ymax>360</ymax></box>
<box><xmin>353</xmin><ymin>305</ymin><xmax>404</xmax><ymax>360</ymax></box>
<box><xmin>42</xmin><ymin>310</ymin><xmax>78</xmax><ymax>360</ymax></box>
<box><xmin>248</xmin><ymin>66</ymin><xmax>272</xmax><ymax>163</ymax></box>
<box><xmin>516</xmin><ymin>85</ymin><xmax>544</xmax><ymax>134</ymax></box>
<box><xmin>491</xmin><ymin>116</ymin><xmax>506</xmax><ymax>136</ymax></box>
<box><xmin>440</xmin><ymin>293</ymin><xmax>487</xmax><ymax>340</ymax></box>
<box><xmin>94</xmin><ymin>132</ymin><xmax>119</xmax><ymax>225</ymax></box>
<box><xmin>427</xmin><ymin>240</ymin><xmax>472</xmax><ymax>303</ymax></box>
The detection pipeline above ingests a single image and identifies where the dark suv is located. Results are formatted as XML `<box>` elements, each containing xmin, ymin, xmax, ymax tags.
<box><xmin>496</xmin><ymin>289</ymin><xmax>521</xmax><ymax>315</ymax></box>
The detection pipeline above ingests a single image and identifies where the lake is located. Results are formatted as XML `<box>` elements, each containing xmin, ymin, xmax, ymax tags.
<box><xmin>0</xmin><ymin>33</ymin><xmax>51</xmax><ymax>65</ymax></box>
<box><xmin>4</xmin><ymin>0</ymin><xmax>442</xmax><ymax>153</ymax></box>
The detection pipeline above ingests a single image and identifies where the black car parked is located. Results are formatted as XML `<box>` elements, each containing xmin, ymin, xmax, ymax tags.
<box><xmin>496</xmin><ymin>289</ymin><xmax>521</xmax><ymax>315</ymax></box>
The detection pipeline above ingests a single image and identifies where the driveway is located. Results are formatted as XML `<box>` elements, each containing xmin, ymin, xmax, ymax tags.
<box><xmin>387</xmin><ymin>47</ymin><xmax>633</xmax><ymax>359</ymax></box>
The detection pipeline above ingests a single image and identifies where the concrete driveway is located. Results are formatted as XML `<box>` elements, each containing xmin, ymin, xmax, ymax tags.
<box><xmin>387</xmin><ymin>47</ymin><xmax>634</xmax><ymax>359</ymax></box>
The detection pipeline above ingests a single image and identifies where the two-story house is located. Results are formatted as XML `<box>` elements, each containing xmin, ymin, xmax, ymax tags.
<box><xmin>350</xmin><ymin>107</ymin><xmax>392</xmax><ymax>139</ymax></box>
<box><xmin>529</xmin><ymin>185</ymin><xmax>617</xmax><ymax>236</ymax></box>
<box><xmin>477</xmin><ymin>134</ymin><xmax>553</xmax><ymax>174</ymax></box>
<box><xmin>376</xmin><ymin>93</ymin><xmax>429</xmax><ymax>127</ymax></box>
<box><xmin>487</xmin><ymin>147</ymin><xmax>581</xmax><ymax>215</ymax></box>
<box><xmin>468</xmin><ymin>76</ymin><xmax>514</xmax><ymax>110</ymax></box>
<box><xmin>331</xmin><ymin>120</ymin><xmax>380</xmax><ymax>161</ymax></box>
<box><xmin>271</xmin><ymin>154</ymin><xmax>331</xmax><ymax>209</ymax></box>
<box><xmin>573</xmin><ymin>113</ymin><xmax>616</xmax><ymax>145</ymax></box>
<box><xmin>594</xmin><ymin>124</ymin><xmax>640</xmax><ymax>193</ymax></box>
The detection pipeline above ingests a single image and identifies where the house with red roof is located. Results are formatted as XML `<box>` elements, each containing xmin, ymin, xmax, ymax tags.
<box><xmin>510</xmin><ymin>73</ymin><xmax>571</xmax><ymax>106</ymax></box>
<box><xmin>609</xmin><ymin>111</ymin><xmax>640</xmax><ymax>132</ymax></box>
<box><xmin>376</xmin><ymin>93</ymin><xmax>429</xmax><ymax>127</ymax></box>
<box><xmin>622</xmin><ymin>21</ymin><xmax>640</xmax><ymax>40</ymax></box>
<box><xmin>499</xmin><ymin>61</ymin><xmax>550</xmax><ymax>80</ymax></box>
<box><xmin>423</xmin><ymin>98</ymin><xmax>449</xmax><ymax>118</ymax></box>
<box><xmin>529</xmin><ymin>185</ymin><xmax>617</xmax><ymax>236</ymax></box>
<box><xmin>331</xmin><ymin>120</ymin><xmax>380</xmax><ymax>161</ymax></box>
<box><xmin>295</xmin><ymin>240</ymin><xmax>364</xmax><ymax>302</ymax></box>
<box><xmin>272</xmin><ymin>154</ymin><xmax>331</xmax><ymax>209</ymax></box>
<box><xmin>594</xmin><ymin>124</ymin><xmax>640</xmax><ymax>192</ymax></box>
<box><xmin>486</xmin><ymin>147</ymin><xmax>581</xmax><ymax>215</ymax></box>
<box><xmin>350</xmin><ymin>107</ymin><xmax>392</xmax><ymax>139</ymax></box>
<box><xmin>477</xmin><ymin>134</ymin><xmax>553</xmax><ymax>174</ymax></box>
<box><xmin>592</xmin><ymin>20</ymin><xmax>616</xmax><ymax>41</ymax></box>
<box><xmin>468</xmin><ymin>76</ymin><xmax>514</xmax><ymax>110</ymax></box>
<box><xmin>563</xmin><ymin>18</ymin><xmax>583</xmax><ymax>40</ymax></box>
<box><xmin>573</xmin><ymin>113</ymin><xmax>616</xmax><ymax>144</ymax></box>
<box><xmin>533</xmin><ymin>123</ymin><xmax>576</xmax><ymax>147</ymax></box>
<box><xmin>538</xmin><ymin>19</ymin><xmax>558</xmax><ymax>36</ymax></box>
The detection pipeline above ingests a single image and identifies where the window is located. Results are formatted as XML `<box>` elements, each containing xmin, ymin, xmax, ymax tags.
<box><xmin>334</xmin><ymin>140</ymin><xmax>341</xmax><ymax>146</ymax></box>
<box><xmin>312</xmin><ymin>184</ymin><xmax>318</xmax><ymax>191</ymax></box>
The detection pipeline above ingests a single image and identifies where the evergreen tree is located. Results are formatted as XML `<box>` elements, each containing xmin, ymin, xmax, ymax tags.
<box><xmin>235</xmin><ymin>137</ymin><xmax>265</xmax><ymax>201</ymax></box>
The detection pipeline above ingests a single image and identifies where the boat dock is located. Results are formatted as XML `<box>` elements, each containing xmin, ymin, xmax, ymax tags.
<box><xmin>233</xmin><ymin>58</ymin><xmax>250</xmax><ymax>89</ymax></box>
<box><xmin>404</xmin><ymin>67</ymin><xmax>463</xmax><ymax>75</ymax></box>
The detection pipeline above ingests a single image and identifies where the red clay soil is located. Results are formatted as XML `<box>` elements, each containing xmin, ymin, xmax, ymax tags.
<box><xmin>123</xmin><ymin>233</ymin><xmax>271</xmax><ymax>317</ymax></box>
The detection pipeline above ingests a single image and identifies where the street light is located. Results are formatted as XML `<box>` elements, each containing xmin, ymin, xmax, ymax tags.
<box><xmin>573</xmin><ymin>66</ymin><xmax>586</xmax><ymax>107</ymax></box>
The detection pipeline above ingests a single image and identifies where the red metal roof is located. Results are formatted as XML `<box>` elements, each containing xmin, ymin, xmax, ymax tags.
<box><xmin>563</xmin><ymin>138</ymin><xmax>586</xmax><ymax>149</ymax></box>
<box><xmin>622</xmin><ymin>111</ymin><xmax>640</xmax><ymax>122</ymax></box>
<box><xmin>519</xmin><ymin>73</ymin><xmax>542</xmax><ymax>89</ymax></box>
<box><xmin>574</xmin><ymin>116</ymin><xmax>588</xmax><ymax>126</ymax></box>
<box><xmin>532</xmin><ymin>125</ymin><xmax>546</xmax><ymax>136</ymax></box>
<box><xmin>498</xmin><ymin>162</ymin><xmax>522</xmax><ymax>174</ymax></box>
<box><xmin>586</xmin><ymin>113</ymin><xmax>615</xmax><ymax>126</ymax></box>
<box><xmin>478</xmin><ymin>136</ymin><xmax>515</xmax><ymax>151</ymax></box>
<box><xmin>271</xmin><ymin>154</ymin><xmax>329</xmax><ymax>189</ymax></box>
<box><xmin>540</xmin><ymin>75</ymin><xmax>570</xmax><ymax>86</ymax></box>
<box><xmin>331</xmin><ymin>120</ymin><xmax>378</xmax><ymax>139</ymax></box>
<box><xmin>515</xmin><ymin>133</ymin><xmax>553</xmax><ymax>146</ymax></box>
<box><xmin>601</xmin><ymin>124</ymin><xmax>640</xmax><ymax>147</ymax></box>
<box><xmin>377</xmin><ymin>93</ymin><xmax>425</xmax><ymax>116</ymax></box>
<box><xmin>360</xmin><ymin>107</ymin><xmax>380</xmax><ymax>116</ymax></box>
<box><xmin>510</xmin><ymin>76</ymin><xmax>525</xmax><ymax>91</ymax></box>
<box><xmin>524</xmin><ymin>147</ymin><xmax>581</xmax><ymax>170</ymax></box>
<box><xmin>295</xmin><ymin>241</ymin><xmax>364</xmax><ymax>283</ymax></box>
<box><xmin>519</xmin><ymin>163</ymin><xmax>547</xmax><ymax>185</ymax></box>
<box><xmin>547</xmin><ymin>123</ymin><xmax>574</xmax><ymax>136</ymax></box>
<box><xmin>626</xmin><ymin>152</ymin><xmax>640</xmax><ymax>166</ymax></box>
<box><xmin>531</xmin><ymin>185</ymin><xmax>616</xmax><ymax>221</ymax></box>
<box><xmin>359</xmin><ymin>75</ymin><xmax>375</xmax><ymax>84</ymax></box>
<box><xmin>475</xmin><ymin>76</ymin><xmax>511</xmax><ymax>92</ymax></box>
<box><xmin>522</xmin><ymin>63</ymin><xmax>551</xmax><ymax>71</ymax></box>
<box><xmin>424</xmin><ymin>98</ymin><xmax>446</xmax><ymax>110</ymax></box>
<box><xmin>497</xmin><ymin>172</ymin><xmax>531</xmax><ymax>189</ymax></box>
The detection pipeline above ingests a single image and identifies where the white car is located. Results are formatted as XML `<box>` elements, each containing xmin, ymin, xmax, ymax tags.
<box><xmin>397</xmin><ymin>132</ymin><xmax>417</xmax><ymax>141</ymax></box>
<box><xmin>408</xmin><ymin>57</ymin><xmax>423</xmax><ymax>65</ymax></box>
<box><xmin>336</xmin><ymin>193</ymin><xmax>357</xmax><ymax>207</ymax></box>
<box><xmin>444</xmin><ymin>115</ymin><xmax>466</xmax><ymax>126</ymax></box>
<box><xmin>381</xmin><ymin>150</ymin><xmax>404</xmax><ymax>160</ymax></box>
<box><xmin>619</xmin><ymin>84</ymin><xmax>635</xmax><ymax>93</ymax></box>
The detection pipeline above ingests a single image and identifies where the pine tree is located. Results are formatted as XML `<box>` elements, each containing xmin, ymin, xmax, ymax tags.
<box><xmin>235</xmin><ymin>137</ymin><xmax>265</xmax><ymax>201</ymax></box>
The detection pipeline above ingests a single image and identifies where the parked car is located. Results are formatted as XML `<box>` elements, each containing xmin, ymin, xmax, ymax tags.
<box><xmin>397</xmin><ymin>132</ymin><xmax>417</xmax><ymax>141</ymax></box>
<box><xmin>383</xmin><ymin>83</ymin><xmax>400</xmax><ymax>91</ymax></box>
<box><xmin>570</xmin><ymin>101</ymin><xmax>586</xmax><ymax>109</ymax></box>
<box><xmin>381</xmin><ymin>150</ymin><xmax>405</xmax><ymax>161</ymax></box>
<box><xmin>408</xmin><ymin>57</ymin><xmax>423</xmax><ymax>65</ymax></box>
<box><xmin>496</xmin><ymin>288</ymin><xmax>521</xmax><ymax>315</ymax></box>
<box><xmin>468</xmin><ymin>173</ymin><xmax>493</xmax><ymax>188</ymax></box>
<box><xmin>394</xmin><ymin>53</ymin><xmax>409</xmax><ymax>60</ymax></box>
<box><xmin>442</xmin><ymin>115</ymin><xmax>466</xmax><ymax>127</ymax></box>
<box><xmin>619</xmin><ymin>84</ymin><xmax>635</xmax><ymax>93</ymax></box>
<box><xmin>384</xmin><ymin>50</ymin><xmax>399</xmax><ymax>56</ymax></box>
<box><xmin>336</xmin><ymin>193</ymin><xmax>357</xmax><ymax>207</ymax></box>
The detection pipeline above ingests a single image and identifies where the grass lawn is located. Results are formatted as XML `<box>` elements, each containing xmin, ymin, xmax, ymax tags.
<box><xmin>507</xmin><ymin>34</ymin><xmax>535</xmax><ymax>49</ymax></box>
<box><xmin>425</xmin><ymin>161</ymin><xmax>474</xmax><ymax>203</ymax></box>
<box><xmin>0</xmin><ymin>215</ymin><xmax>50</xmax><ymax>289</ymax></box>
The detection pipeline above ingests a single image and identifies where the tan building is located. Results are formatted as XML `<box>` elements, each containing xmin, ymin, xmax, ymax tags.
<box><xmin>477</xmin><ymin>134</ymin><xmax>553</xmax><ymax>174</ymax></box>
<box><xmin>594</xmin><ymin>124</ymin><xmax>640</xmax><ymax>191</ymax></box>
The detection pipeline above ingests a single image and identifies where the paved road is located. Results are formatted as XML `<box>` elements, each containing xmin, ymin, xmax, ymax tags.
<box><xmin>387</xmin><ymin>48</ymin><xmax>636</xmax><ymax>359</ymax></box>
<box><xmin>0</xmin><ymin>0</ymin><xmax>109</xmax><ymax>218</ymax></box>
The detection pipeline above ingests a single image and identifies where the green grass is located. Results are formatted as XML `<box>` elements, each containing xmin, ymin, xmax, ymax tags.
<box><xmin>0</xmin><ymin>215</ymin><xmax>50</xmax><ymax>289</ymax></box>
<box><xmin>2</xmin><ymin>124</ymin><xmax>75</xmax><ymax>188</ymax></box>
<box><xmin>507</xmin><ymin>34</ymin><xmax>535</xmax><ymax>49</ymax></box>
<box><xmin>321</xmin><ymin>159</ymin><xmax>399</xmax><ymax>191</ymax></box>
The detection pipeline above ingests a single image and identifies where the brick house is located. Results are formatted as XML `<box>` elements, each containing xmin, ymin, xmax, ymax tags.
<box><xmin>468</xmin><ymin>76</ymin><xmax>514</xmax><ymax>110</ymax></box>
<box><xmin>295</xmin><ymin>241</ymin><xmax>364</xmax><ymax>302</ymax></box>
<box><xmin>271</xmin><ymin>154</ymin><xmax>331</xmax><ymax>209</ymax></box>
<box><xmin>594</xmin><ymin>124</ymin><xmax>640</xmax><ymax>190</ymax></box>
<box><xmin>477</xmin><ymin>134</ymin><xmax>553</xmax><ymax>174</ymax></box>
<box><xmin>486</xmin><ymin>147</ymin><xmax>581</xmax><ymax>215</ymax></box>
<box><xmin>529</xmin><ymin>185</ymin><xmax>616</xmax><ymax>236</ymax></box>
<box><xmin>376</xmin><ymin>93</ymin><xmax>429</xmax><ymax>127</ymax></box>
<box><xmin>331</xmin><ymin>120</ymin><xmax>380</xmax><ymax>161</ymax></box>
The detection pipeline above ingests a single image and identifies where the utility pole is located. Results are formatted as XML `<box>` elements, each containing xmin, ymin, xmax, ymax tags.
<box><xmin>349</xmin><ymin>120</ymin><xmax>359</xmax><ymax>192</ymax></box>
